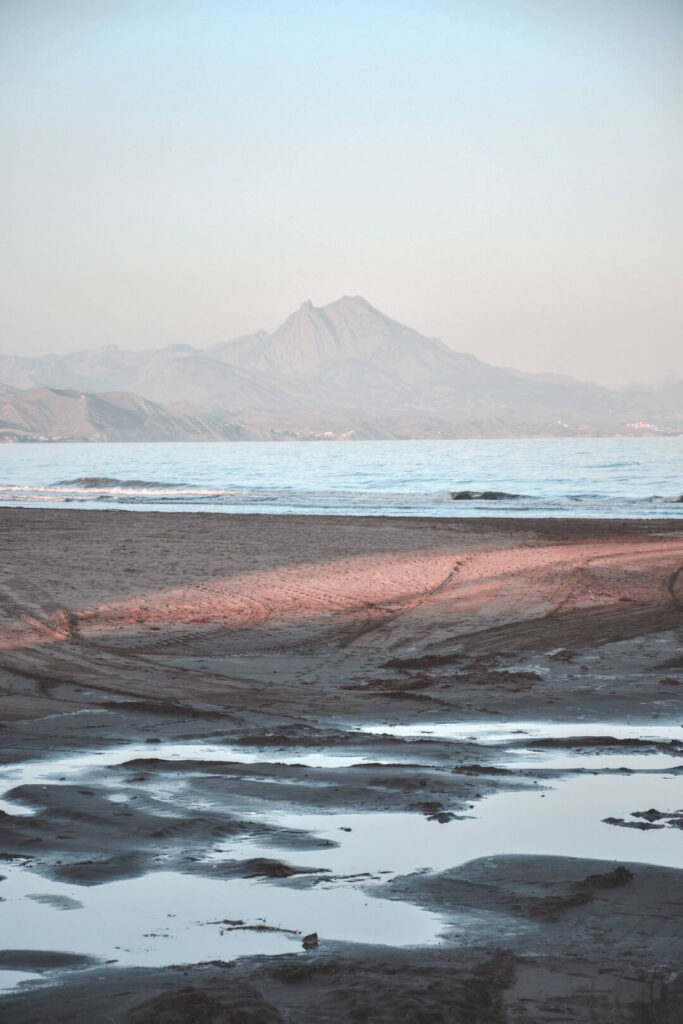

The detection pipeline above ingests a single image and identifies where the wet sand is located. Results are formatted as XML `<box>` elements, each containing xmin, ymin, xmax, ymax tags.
<box><xmin>1</xmin><ymin>509</ymin><xmax>682</xmax><ymax>1022</ymax></box>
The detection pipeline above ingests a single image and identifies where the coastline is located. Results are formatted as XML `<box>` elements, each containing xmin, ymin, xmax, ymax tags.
<box><xmin>1</xmin><ymin>508</ymin><xmax>681</xmax><ymax>723</ymax></box>
<box><xmin>1</xmin><ymin>508</ymin><xmax>682</xmax><ymax>1022</ymax></box>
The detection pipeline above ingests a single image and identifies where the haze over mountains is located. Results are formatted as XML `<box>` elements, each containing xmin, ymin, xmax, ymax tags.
<box><xmin>1</xmin><ymin>297</ymin><xmax>680</xmax><ymax>442</ymax></box>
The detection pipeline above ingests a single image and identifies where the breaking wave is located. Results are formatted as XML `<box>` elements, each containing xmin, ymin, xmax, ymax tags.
<box><xmin>1</xmin><ymin>437</ymin><xmax>681</xmax><ymax>519</ymax></box>
<box><xmin>56</xmin><ymin>476</ymin><xmax>187</xmax><ymax>489</ymax></box>
<box><xmin>1</xmin><ymin>483</ymin><xmax>682</xmax><ymax>518</ymax></box>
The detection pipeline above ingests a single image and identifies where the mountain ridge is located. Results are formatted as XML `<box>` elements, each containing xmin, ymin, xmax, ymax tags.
<box><xmin>1</xmin><ymin>297</ymin><xmax>680</xmax><ymax>440</ymax></box>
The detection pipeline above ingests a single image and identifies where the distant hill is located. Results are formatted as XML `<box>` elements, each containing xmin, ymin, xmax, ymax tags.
<box><xmin>1</xmin><ymin>297</ymin><xmax>680</xmax><ymax>440</ymax></box>
<box><xmin>0</xmin><ymin>386</ymin><xmax>244</xmax><ymax>443</ymax></box>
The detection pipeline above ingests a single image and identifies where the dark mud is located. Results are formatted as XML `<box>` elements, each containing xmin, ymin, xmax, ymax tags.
<box><xmin>1</xmin><ymin>511</ymin><xmax>682</xmax><ymax>1022</ymax></box>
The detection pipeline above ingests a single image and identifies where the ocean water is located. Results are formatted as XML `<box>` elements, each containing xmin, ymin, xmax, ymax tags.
<box><xmin>0</xmin><ymin>437</ymin><xmax>681</xmax><ymax>518</ymax></box>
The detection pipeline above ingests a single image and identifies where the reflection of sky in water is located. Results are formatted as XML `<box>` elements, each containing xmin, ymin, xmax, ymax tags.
<box><xmin>360</xmin><ymin>722</ymin><xmax>683</xmax><ymax>744</ymax></box>
<box><xmin>3</xmin><ymin>764</ymin><xmax>679</xmax><ymax>994</ymax></box>
<box><xmin>1</xmin><ymin>729</ymin><xmax>681</xmax><ymax>995</ymax></box>
<box><xmin>0</xmin><ymin>743</ymin><xmax>397</xmax><ymax>817</ymax></box>
<box><xmin>229</xmin><ymin>772</ymin><xmax>683</xmax><ymax>877</ymax></box>
<box><xmin>0</xmin><ymin>971</ymin><xmax>42</xmax><ymax>995</ymax></box>
<box><xmin>501</xmin><ymin>751</ymin><xmax>682</xmax><ymax>770</ymax></box>
<box><xmin>2</xmin><ymin>723</ymin><xmax>681</xmax><ymax>818</ymax></box>
<box><xmin>0</xmin><ymin>864</ymin><xmax>446</xmax><ymax>993</ymax></box>
<box><xmin>2</xmin><ymin>439</ymin><xmax>683</xmax><ymax>519</ymax></box>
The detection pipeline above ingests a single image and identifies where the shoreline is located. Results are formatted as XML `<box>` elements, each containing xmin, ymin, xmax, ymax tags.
<box><xmin>2</xmin><ymin>508</ymin><xmax>681</xmax><ymax>722</ymax></box>
<box><xmin>2</xmin><ymin>505</ymin><xmax>683</xmax><ymax>521</ymax></box>
<box><xmin>1</xmin><ymin>508</ymin><xmax>682</xmax><ymax>1022</ymax></box>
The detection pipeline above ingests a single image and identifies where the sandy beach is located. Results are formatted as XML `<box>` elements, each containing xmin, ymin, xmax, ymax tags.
<box><xmin>1</xmin><ymin>508</ymin><xmax>682</xmax><ymax>1023</ymax></box>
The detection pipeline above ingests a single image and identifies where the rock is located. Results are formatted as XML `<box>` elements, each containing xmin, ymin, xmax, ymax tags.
<box><xmin>241</xmin><ymin>858</ymin><xmax>317</xmax><ymax>879</ymax></box>
<box><xmin>578</xmin><ymin>865</ymin><xmax>634</xmax><ymax>890</ymax></box>
<box><xmin>302</xmin><ymin>932</ymin><xmax>318</xmax><ymax>949</ymax></box>
<box><xmin>630</xmin><ymin>808</ymin><xmax>683</xmax><ymax>829</ymax></box>
<box><xmin>632</xmin><ymin>808</ymin><xmax>668</xmax><ymax>822</ymax></box>
<box><xmin>450</xmin><ymin>490</ymin><xmax>518</xmax><ymax>501</ymax></box>
<box><xmin>129</xmin><ymin>984</ymin><xmax>284</xmax><ymax>1023</ymax></box>
<box><xmin>603</xmin><ymin>816</ymin><xmax>664</xmax><ymax>830</ymax></box>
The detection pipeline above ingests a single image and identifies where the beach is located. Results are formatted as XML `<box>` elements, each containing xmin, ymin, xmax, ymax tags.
<box><xmin>1</xmin><ymin>508</ymin><xmax>682</xmax><ymax>1022</ymax></box>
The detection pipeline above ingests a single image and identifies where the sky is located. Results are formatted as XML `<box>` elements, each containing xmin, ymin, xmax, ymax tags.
<box><xmin>1</xmin><ymin>0</ymin><xmax>681</xmax><ymax>387</ymax></box>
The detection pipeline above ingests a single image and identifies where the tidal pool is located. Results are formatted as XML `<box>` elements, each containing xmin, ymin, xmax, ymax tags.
<box><xmin>0</xmin><ymin>741</ymin><xmax>400</xmax><ymax>818</ymax></box>
<box><xmin>360</xmin><ymin>721</ymin><xmax>683</xmax><ymax>745</ymax></box>
<box><xmin>1</xmin><ymin>723</ymin><xmax>681</xmax><ymax>995</ymax></box>
<box><xmin>226</xmin><ymin>770</ymin><xmax>682</xmax><ymax>877</ymax></box>
<box><xmin>0</xmin><ymin>862</ymin><xmax>447</xmax><ymax>992</ymax></box>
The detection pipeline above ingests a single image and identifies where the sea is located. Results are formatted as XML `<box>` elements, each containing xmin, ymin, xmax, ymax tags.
<box><xmin>0</xmin><ymin>437</ymin><xmax>681</xmax><ymax>519</ymax></box>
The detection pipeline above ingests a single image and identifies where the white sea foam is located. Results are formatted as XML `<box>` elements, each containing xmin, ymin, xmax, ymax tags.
<box><xmin>0</xmin><ymin>438</ymin><xmax>681</xmax><ymax>517</ymax></box>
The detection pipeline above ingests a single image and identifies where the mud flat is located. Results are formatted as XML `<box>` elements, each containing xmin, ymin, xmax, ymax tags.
<box><xmin>0</xmin><ymin>509</ymin><xmax>682</xmax><ymax>1022</ymax></box>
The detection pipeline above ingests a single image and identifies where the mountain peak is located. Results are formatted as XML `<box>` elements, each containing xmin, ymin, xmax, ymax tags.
<box><xmin>324</xmin><ymin>295</ymin><xmax>379</xmax><ymax>317</ymax></box>
<box><xmin>1</xmin><ymin>294</ymin><xmax>679</xmax><ymax>438</ymax></box>
<box><xmin>331</xmin><ymin>294</ymin><xmax>371</xmax><ymax>307</ymax></box>
<box><xmin>292</xmin><ymin>296</ymin><xmax>379</xmax><ymax>321</ymax></box>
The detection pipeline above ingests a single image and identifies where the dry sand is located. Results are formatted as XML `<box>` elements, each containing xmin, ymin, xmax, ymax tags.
<box><xmin>0</xmin><ymin>509</ymin><xmax>682</xmax><ymax>1023</ymax></box>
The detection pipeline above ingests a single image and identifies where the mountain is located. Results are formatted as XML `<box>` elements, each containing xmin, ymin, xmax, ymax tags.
<box><xmin>0</xmin><ymin>386</ymin><xmax>245</xmax><ymax>443</ymax></box>
<box><xmin>619</xmin><ymin>379</ymin><xmax>683</xmax><ymax>417</ymax></box>
<box><xmin>0</xmin><ymin>297</ymin><xmax>680</xmax><ymax>439</ymax></box>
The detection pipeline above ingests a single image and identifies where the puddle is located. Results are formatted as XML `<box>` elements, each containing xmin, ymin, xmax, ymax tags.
<box><xmin>3</xmin><ymin>725</ymin><xmax>680</xmax><ymax>817</ymax></box>
<box><xmin>500</xmin><ymin>751</ymin><xmax>682</xmax><ymax>771</ymax></box>
<box><xmin>2</xmin><ymin>765</ymin><xmax>678</xmax><ymax>991</ymax></box>
<box><xmin>221</xmin><ymin>770</ymin><xmax>682</xmax><ymax>877</ymax></box>
<box><xmin>0</xmin><ymin>742</ymin><xmax>397</xmax><ymax>817</ymax></box>
<box><xmin>0</xmin><ymin>972</ymin><xmax>43</xmax><ymax>996</ymax></box>
<box><xmin>0</xmin><ymin>741</ymin><xmax>394</xmax><ymax>782</ymax></box>
<box><xmin>360</xmin><ymin>721</ymin><xmax>683</xmax><ymax>745</ymax></box>
<box><xmin>0</xmin><ymin>798</ymin><xmax>36</xmax><ymax>817</ymax></box>
<box><xmin>1</xmin><ymin>723</ymin><xmax>681</xmax><ymax>990</ymax></box>
<box><xmin>0</xmin><ymin>864</ymin><xmax>446</xmax><ymax>984</ymax></box>
<box><xmin>358</xmin><ymin>722</ymin><xmax>683</xmax><ymax>772</ymax></box>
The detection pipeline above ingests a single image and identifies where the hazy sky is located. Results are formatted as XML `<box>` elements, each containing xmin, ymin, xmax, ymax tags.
<box><xmin>1</xmin><ymin>0</ymin><xmax>681</xmax><ymax>387</ymax></box>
